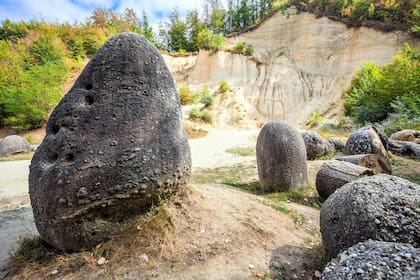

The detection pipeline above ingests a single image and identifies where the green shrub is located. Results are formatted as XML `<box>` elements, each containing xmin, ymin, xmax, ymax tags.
<box><xmin>345</xmin><ymin>45</ymin><xmax>419</xmax><ymax>126</ymax></box>
<box><xmin>201</xmin><ymin>109</ymin><xmax>213</xmax><ymax>124</ymax></box>
<box><xmin>197</xmin><ymin>28</ymin><xmax>224</xmax><ymax>51</ymax></box>
<box><xmin>229</xmin><ymin>41</ymin><xmax>254</xmax><ymax>56</ymax></box>
<box><xmin>306</xmin><ymin>109</ymin><xmax>324</xmax><ymax>127</ymax></box>
<box><xmin>200</xmin><ymin>86</ymin><xmax>214</xmax><ymax>107</ymax></box>
<box><xmin>345</xmin><ymin>45</ymin><xmax>420</xmax><ymax>134</ymax></box>
<box><xmin>218</xmin><ymin>80</ymin><xmax>230</xmax><ymax>93</ymax></box>
<box><xmin>178</xmin><ymin>85</ymin><xmax>196</xmax><ymax>105</ymax></box>
<box><xmin>189</xmin><ymin>108</ymin><xmax>201</xmax><ymax>119</ymax></box>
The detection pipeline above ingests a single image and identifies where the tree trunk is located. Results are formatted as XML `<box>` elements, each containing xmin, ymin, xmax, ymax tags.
<box><xmin>316</xmin><ymin>160</ymin><xmax>375</xmax><ymax>199</ymax></box>
<box><xmin>337</xmin><ymin>154</ymin><xmax>392</xmax><ymax>174</ymax></box>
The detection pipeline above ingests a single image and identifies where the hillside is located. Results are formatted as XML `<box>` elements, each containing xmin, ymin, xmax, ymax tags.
<box><xmin>166</xmin><ymin>9</ymin><xmax>419</xmax><ymax>126</ymax></box>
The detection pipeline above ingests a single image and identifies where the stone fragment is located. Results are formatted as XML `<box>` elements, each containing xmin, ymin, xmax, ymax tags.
<box><xmin>29</xmin><ymin>33</ymin><xmax>191</xmax><ymax>251</ymax></box>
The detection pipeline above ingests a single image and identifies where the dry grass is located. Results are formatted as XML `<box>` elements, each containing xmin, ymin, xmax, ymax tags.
<box><xmin>4</xmin><ymin>191</ymin><xmax>187</xmax><ymax>279</ymax></box>
<box><xmin>225</xmin><ymin>146</ymin><xmax>256</xmax><ymax>157</ymax></box>
<box><xmin>0</xmin><ymin>152</ymin><xmax>34</xmax><ymax>162</ymax></box>
<box><xmin>184</xmin><ymin>126</ymin><xmax>208</xmax><ymax>139</ymax></box>
<box><xmin>391</xmin><ymin>155</ymin><xmax>420</xmax><ymax>184</ymax></box>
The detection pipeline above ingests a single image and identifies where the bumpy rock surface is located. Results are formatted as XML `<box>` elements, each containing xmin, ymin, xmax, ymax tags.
<box><xmin>322</xmin><ymin>240</ymin><xmax>420</xmax><ymax>280</ymax></box>
<box><xmin>316</xmin><ymin>160</ymin><xmax>375</xmax><ymax>199</ymax></box>
<box><xmin>320</xmin><ymin>175</ymin><xmax>419</xmax><ymax>258</ymax></box>
<box><xmin>257</xmin><ymin>121</ymin><xmax>307</xmax><ymax>192</ymax></box>
<box><xmin>0</xmin><ymin>135</ymin><xmax>31</xmax><ymax>156</ymax></box>
<box><xmin>345</xmin><ymin>126</ymin><xmax>388</xmax><ymax>158</ymax></box>
<box><xmin>29</xmin><ymin>33</ymin><xmax>191</xmax><ymax>251</ymax></box>
<box><xmin>301</xmin><ymin>131</ymin><xmax>334</xmax><ymax>160</ymax></box>
<box><xmin>328</xmin><ymin>138</ymin><xmax>345</xmax><ymax>152</ymax></box>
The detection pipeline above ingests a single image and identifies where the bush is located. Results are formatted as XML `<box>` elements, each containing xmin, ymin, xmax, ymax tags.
<box><xmin>189</xmin><ymin>108</ymin><xmax>201</xmax><ymax>119</ymax></box>
<box><xmin>200</xmin><ymin>109</ymin><xmax>213</xmax><ymax>124</ymax></box>
<box><xmin>306</xmin><ymin>109</ymin><xmax>324</xmax><ymax>127</ymax></box>
<box><xmin>178</xmin><ymin>85</ymin><xmax>197</xmax><ymax>105</ymax></box>
<box><xmin>345</xmin><ymin>44</ymin><xmax>420</xmax><ymax>132</ymax></box>
<box><xmin>218</xmin><ymin>80</ymin><xmax>230</xmax><ymax>93</ymax></box>
<box><xmin>189</xmin><ymin>107</ymin><xmax>213</xmax><ymax>124</ymax></box>
<box><xmin>229</xmin><ymin>41</ymin><xmax>254</xmax><ymax>56</ymax></box>
<box><xmin>197</xmin><ymin>28</ymin><xmax>224</xmax><ymax>51</ymax></box>
<box><xmin>199</xmin><ymin>86</ymin><xmax>213</xmax><ymax>107</ymax></box>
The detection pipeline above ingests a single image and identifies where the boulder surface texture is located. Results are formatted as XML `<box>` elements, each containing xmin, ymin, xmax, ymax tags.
<box><xmin>345</xmin><ymin>125</ymin><xmax>388</xmax><ymax>158</ymax></box>
<box><xmin>321</xmin><ymin>240</ymin><xmax>420</xmax><ymax>280</ymax></box>
<box><xmin>0</xmin><ymin>135</ymin><xmax>31</xmax><ymax>156</ymax></box>
<box><xmin>301</xmin><ymin>131</ymin><xmax>334</xmax><ymax>160</ymax></box>
<box><xmin>29</xmin><ymin>33</ymin><xmax>191</xmax><ymax>251</ymax></box>
<box><xmin>320</xmin><ymin>175</ymin><xmax>419</xmax><ymax>258</ymax></box>
<box><xmin>257</xmin><ymin>121</ymin><xmax>307</xmax><ymax>192</ymax></box>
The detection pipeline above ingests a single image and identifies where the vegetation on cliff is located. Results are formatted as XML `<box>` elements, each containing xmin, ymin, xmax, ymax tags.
<box><xmin>345</xmin><ymin>44</ymin><xmax>420</xmax><ymax>134</ymax></box>
<box><xmin>0</xmin><ymin>0</ymin><xmax>418</xmax><ymax>130</ymax></box>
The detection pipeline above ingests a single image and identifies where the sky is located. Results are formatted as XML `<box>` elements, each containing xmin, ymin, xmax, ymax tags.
<box><xmin>0</xmin><ymin>0</ymin><xmax>206</xmax><ymax>27</ymax></box>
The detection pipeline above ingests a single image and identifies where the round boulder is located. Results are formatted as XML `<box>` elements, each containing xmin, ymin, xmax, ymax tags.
<box><xmin>322</xmin><ymin>240</ymin><xmax>420</xmax><ymax>280</ymax></box>
<box><xmin>320</xmin><ymin>175</ymin><xmax>419</xmax><ymax>258</ymax></box>
<box><xmin>0</xmin><ymin>135</ymin><xmax>31</xmax><ymax>156</ymax></box>
<box><xmin>29</xmin><ymin>33</ymin><xmax>191</xmax><ymax>251</ymax></box>
<box><xmin>257</xmin><ymin>121</ymin><xmax>307</xmax><ymax>192</ymax></box>
<box><xmin>345</xmin><ymin>126</ymin><xmax>388</xmax><ymax>158</ymax></box>
<box><xmin>301</xmin><ymin>131</ymin><xmax>334</xmax><ymax>160</ymax></box>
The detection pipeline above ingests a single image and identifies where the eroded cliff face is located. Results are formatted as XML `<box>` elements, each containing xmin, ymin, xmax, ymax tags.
<box><xmin>166</xmin><ymin>11</ymin><xmax>418</xmax><ymax>126</ymax></box>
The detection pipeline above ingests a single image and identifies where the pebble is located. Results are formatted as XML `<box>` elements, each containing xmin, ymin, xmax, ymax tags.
<box><xmin>139</xmin><ymin>253</ymin><xmax>149</xmax><ymax>263</ymax></box>
<box><xmin>248</xmin><ymin>264</ymin><xmax>255</xmax><ymax>269</ymax></box>
<box><xmin>97</xmin><ymin>257</ymin><xmax>106</xmax><ymax>266</ymax></box>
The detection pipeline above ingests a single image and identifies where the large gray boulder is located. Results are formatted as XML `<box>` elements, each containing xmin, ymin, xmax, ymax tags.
<box><xmin>29</xmin><ymin>33</ymin><xmax>191</xmax><ymax>251</ymax></box>
<box><xmin>320</xmin><ymin>175</ymin><xmax>419</xmax><ymax>258</ymax></box>
<box><xmin>257</xmin><ymin>121</ymin><xmax>307</xmax><ymax>192</ymax></box>
<box><xmin>301</xmin><ymin>131</ymin><xmax>334</xmax><ymax>160</ymax></box>
<box><xmin>322</xmin><ymin>240</ymin><xmax>420</xmax><ymax>280</ymax></box>
<box><xmin>0</xmin><ymin>135</ymin><xmax>31</xmax><ymax>156</ymax></box>
<box><xmin>345</xmin><ymin>126</ymin><xmax>388</xmax><ymax>158</ymax></box>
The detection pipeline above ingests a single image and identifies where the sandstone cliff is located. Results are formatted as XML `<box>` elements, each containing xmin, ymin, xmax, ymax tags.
<box><xmin>164</xmin><ymin>11</ymin><xmax>418</xmax><ymax>126</ymax></box>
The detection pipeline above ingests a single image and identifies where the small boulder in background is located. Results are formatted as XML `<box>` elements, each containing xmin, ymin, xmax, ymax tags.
<box><xmin>321</xmin><ymin>240</ymin><xmax>420</xmax><ymax>280</ymax></box>
<box><xmin>390</xmin><ymin>129</ymin><xmax>420</xmax><ymax>143</ymax></box>
<box><xmin>327</xmin><ymin>138</ymin><xmax>345</xmax><ymax>152</ymax></box>
<box><xmin>320</xmin><ymin>175</ymin><xmax>419</xmax><ymax>258</ymax></box>
<box><xmin>301</xmin><ymin>131</ymin><xmax>334</xmax><ymax>160</ymax></box>
<box><xmin>345</xmin><ymin>126</ymin><xmax>388</xmax><ymax>158</ymax></box>
<box><xmin>0</xmin><ymin>135</ymin><xmax>31</xmax><ymax>157</ymax></box>
<box><xmin>257</xmin><ymin>121</ymin><xmax>307</xmax><ymax>192</ymax></box>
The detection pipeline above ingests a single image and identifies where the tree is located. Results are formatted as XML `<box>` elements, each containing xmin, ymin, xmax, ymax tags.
<box><xmin>167</xmin><ymin>8</ymin><xmax>188</xmax><ymax>51</ymax></box>
<box><xmin>141</xmin><ymin>11</ymin><xmax>155</xmax><ymax>44</ymax></box>
<box><xmin>186</xmin><ymin>10</ymin><xmax>204</xmax><ymax>52</ymax></box>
